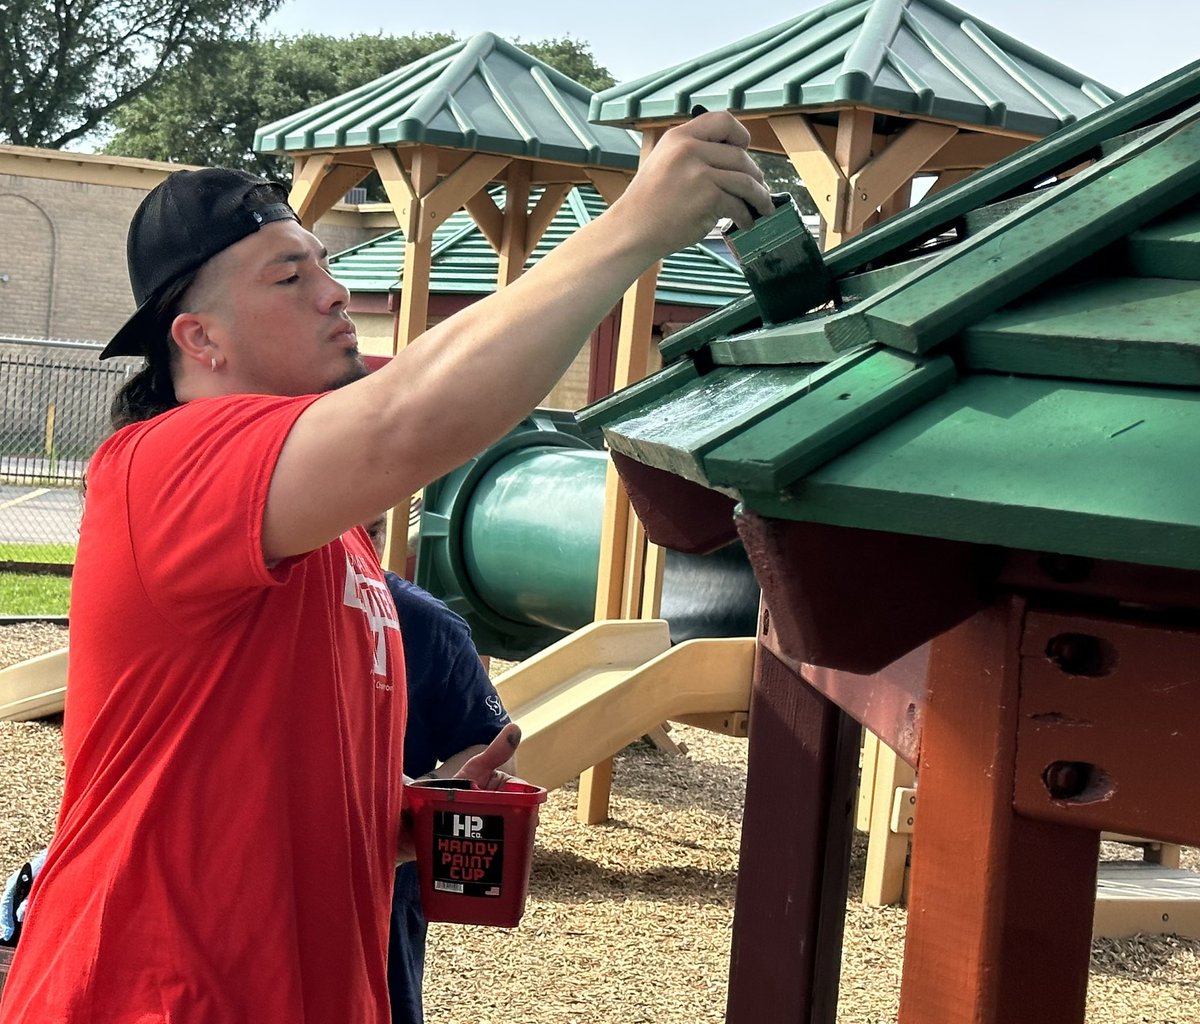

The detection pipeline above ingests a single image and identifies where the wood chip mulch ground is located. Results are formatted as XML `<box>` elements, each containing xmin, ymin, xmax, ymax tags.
<box><xmin>2</xmin><ymin>627</ymin><xmax>1197</xmax><ymax>1021</ymax></box>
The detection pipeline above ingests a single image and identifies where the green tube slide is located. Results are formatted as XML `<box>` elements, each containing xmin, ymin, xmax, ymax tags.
<box><xmin>416</xmin><ymin>411</ymin><xmax>759</xmax><ymax>659</ymax></box>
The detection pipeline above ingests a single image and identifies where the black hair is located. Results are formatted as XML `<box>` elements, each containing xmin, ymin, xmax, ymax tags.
<box><xmin>108</xmin><ymin>272</ymin><xmax>196</xmax><ymax>430</ymax></box>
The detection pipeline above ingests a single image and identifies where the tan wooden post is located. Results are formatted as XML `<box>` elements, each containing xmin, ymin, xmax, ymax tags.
<box><xmin>577</xmin><ymin>130</ymin><xmax>663</xmax><ymax>825</ymax></box>
<box><xmin>497</xmin><ymin>162</ymin><xmax>532</xmax><ymax>287</ymax></box>
<box><xmin>369</xmin><ymin>147</ymin><xmax>507</xmax><ymax>575</ymax></box>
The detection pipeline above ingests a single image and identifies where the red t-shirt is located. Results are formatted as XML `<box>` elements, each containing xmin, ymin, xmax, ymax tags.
<box><xmin>0</xmin><ymin>395</ymin><xmax>407</xmax><ymax>1023</ymax></box>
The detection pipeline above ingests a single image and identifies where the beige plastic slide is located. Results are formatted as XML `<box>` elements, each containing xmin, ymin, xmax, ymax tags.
<box><xmin>0</xmin><ymin>621</ymin><xmax>756</xmax><ymax>795</ymax></box>
<box><xmin>0</xmin><ymin>647</ymin><xmax>68</xmax><ymax>722</ymax></box>
<box><xmin>494</xmin><ymin>619</ymin><xmax>755</xmax><ymax>792</ymax></box>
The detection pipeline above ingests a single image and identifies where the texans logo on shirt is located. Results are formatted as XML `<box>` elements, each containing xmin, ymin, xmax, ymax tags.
<box><xmin>485</xmin><ymin>695</ymin><xmax>505</xmax><ymax>719</ymax></box>
<box><xmin>342</xmin><ymin>554</ymin><xmax>401</xmax><ymax>679</ymax></box>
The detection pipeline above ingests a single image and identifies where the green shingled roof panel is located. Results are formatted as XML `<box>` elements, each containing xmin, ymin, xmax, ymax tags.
<box><xmin>743</xmin><ymin>375</ymin><xmax>1200</xmax><ymax>571</ymax></box>
<box><xmin>583</xmin><ymin>59</ymin><xmax>1200</xmax><ymax>572</ymax></box>
<box><xmin>255</xmin><ymin>32</ymin><xmax>641</xmax><ymax>169</ymax></box>
<box><xmin>589</xmin><ymin>0</ymin><xmax>1116</xmax><ymax>136</ymax></box>
<box><xmin>327</xmin><ymin>185</ymin><xmax>749</xmax><ymax>308</ymax></box>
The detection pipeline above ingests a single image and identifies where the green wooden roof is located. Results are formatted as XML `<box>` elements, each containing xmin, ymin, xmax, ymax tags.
<box><xmin>590</xmin><ymin>0</ymin><xmax>1116</xmax><ymax>137</ymax></box>
<box><xmin>255</xmin><ymin>32</ymin><xmax>640</xmax><ymax>169</ymax></box>
<box><xmin>329</xmin><ymin>185</ymin><xmax>748</xmax><ymax>308</ymax></box>
<box><xmin>581</xmin><ymin>60</ymin><xmax>1200</xmax><ymax>572</ymax></box>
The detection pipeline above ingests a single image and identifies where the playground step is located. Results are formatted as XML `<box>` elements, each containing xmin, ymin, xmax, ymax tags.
<box><xmin>1094</xmin><ymin>863</ymin><xmax>1200</xmax><ymax>939</ymax></box>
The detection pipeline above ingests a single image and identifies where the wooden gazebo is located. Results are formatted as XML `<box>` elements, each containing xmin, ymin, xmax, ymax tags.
<box><xmin>254</xmin><ymin>31</ymin><xmax>644</xmax><ymax>353</ymax></box>
<box><xmin>580</xmin><ymin>60</ymin><xmax>1200</xmax><ymax>1024</ymax></box>
<box><xmin>573</xmin><ymin>0</ymin><xmax>1119</xmax><ymax>821</ymax></box>
<box><xmin>254</xmin><ymin>33</ymin><xmax>644</xmax><ymax>573</ymax></box>
<box><xmin>591</xmin><ymin>0</ymin><xmax>1116</xmax><ymax>247</ymax></box>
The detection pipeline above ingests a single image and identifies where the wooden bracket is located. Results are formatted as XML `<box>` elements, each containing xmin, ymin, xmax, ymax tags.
<box><xmin>846</xmin><ymin>122</ymin><xmax>957</xmax><ymax>231</ymax></box>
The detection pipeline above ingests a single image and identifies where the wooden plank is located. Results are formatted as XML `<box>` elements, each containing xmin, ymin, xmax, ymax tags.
<box><xmin>576</xmin><ymin>760</ymin><xmax>613</xmax><ymax>824</ymax></box>
<box><xmin>707</xmin><ymin>318</ymin><xmax>839</xmax><ymax>366</ymax></box>
<box><xmin>837</xmin><ymin>251</ymin><xmax>939</xmax><ymax>304</ymax></box>
<box><xmin>960</xmin><ymin>190</ymin><xmax>1040</xmax><ymax>235</ymax></box>
<box><xmin>498</xmin><ymin>161</ymin><xmax>531</xmax><ymax>287</ymax></box>
<box><xmin>671</xmin><ymin>711</ymin><xmax>749</xmax><ymax>737</ymax></box>
<box><xmin>1013</xmin><ymin>609</ymin><xmax>1200</xmax><ymax>847</ymax></box>
<box><xmin>726</xmin><ymin>643</ymin><xmax>860</xmax><ymax>1024</ymax></box>
<box><xmin>371</xmin><ymin>147</ymin><xmax>421</xmax><ymax>239</ymax></box>
<box><xmin>769</xmin><ymin>113</ymin><xmax>847</xmax><ymax>232</ymax></box>
<box><xmin>841</xmin><ymin>106</ymin><xmax>1200</xmax><ymax>353</ymax></box>
<box><xmin>525</xmin><ymin>182</ymin><xmax>572</xmax><ymax>252</ymax></box>
<box><xmin>584</xmin><ymin>168</ymin><xmax>631</xmax><ymax>206</ymax></box>
<box><xmin>606</xmin><ymin>363</ymin><xmax>832</xmax><ymax>487</ymax></box>
<box><xmin>919</xmin><ymin>168</ymin><xmax>971</xmax><ymax>201</ymax></box>
<box><xmin>825</xmin><ymin>63</ymin><xmax>1200</xmax><ymax>276</ymax></box>
<box><xmin>740</xmin><ymin>374</ymin><xmax>1200</xmax><ymax>574</ymax></box>
<box><xmin>576</xmin><ymin>359</ymin><xmax>699</xmax><ymax>435</ymax></box>
<box><xmin>1126</xmin><ymin>200</ymin><xmax>1200</xmax><ymax>279</ymax></box>
<box><xmin>656</xmin><ymin>294</ymin><xmax>759</xmax><ymax>365</ymax></box>
<box><xmin>879</xmin><ymin>179</ymin><xmax>913</xmax><ymax>222</ymax></box>
<box><xmin>962</xmin><ymin>277</ymin><xmax>1200</xmax><ymax>385</ymax></box>
<box><xmin>862</xmin><ymin>742</ymin><xmax>915</xmax><ymax>907</ymax></box>
<box><xmin>899</xmin><ymin>598</ymin><xmax>1099</xmax><ymax>1024</ymax></box>
<box><xmin>382</xmin><ymin>146</ymin><xmax>438</xmax><ymax>579</ymax></box>
<box><xmin>921</xmin><ymin>131</ymin><xmax>1024</xmax><ymax>171</ymax></box>
<box><xmin>609</xmin><ymin>451</ymin><xmax>741</xmax><ymax>556</ymax></box>
<box><xmin>847</xmin><ymin>122</ymin><xmax>957</xmax><ymax>232</ymax></box>
<box><xmin>463</xmin><ymin>190</ymin><xmax>504</xmax><ymax>253</ymax></box>
<box><xmin>703</xmin><ymin>350</ymin><xmax>956</xmax><ymax>492</ymax></box>
<box><xmin>287</xmin><ymin>153</ymin><xmax>334</xmax><ymax>227</ymax></box>
<box><xmin>826</xmin><ymin>107</ymin><xmax>874</xmax><ymax>247</ymax></box>
<box><xmin>856</xmin><ymin>731</ymin><xmax>880</xmax><ymax>832</ymax></box>
<box><xmin>423</xmin><ymin>153</ymin><xmax>511</xmax><ymax>245</ymax></box>
<box><xmin>298</xmin><ymin>162</ymin><xmax>371</xmax><ymax>228</ymax></box>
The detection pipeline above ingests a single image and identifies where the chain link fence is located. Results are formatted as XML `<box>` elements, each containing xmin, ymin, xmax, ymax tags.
<box><xmin>1</xmin><ymin>338</ymin><xmax>137</xmax><ymax>580</ymax></box>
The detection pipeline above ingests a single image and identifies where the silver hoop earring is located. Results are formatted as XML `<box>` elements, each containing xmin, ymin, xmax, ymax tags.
<box><xmin>210</xmin><ymin>357</ymin><xmax>218</xmax><ymax>373</ymax></box>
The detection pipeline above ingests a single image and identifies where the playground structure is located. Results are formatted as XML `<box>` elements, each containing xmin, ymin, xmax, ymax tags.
<box><xmin>6</xmin><ymin>6</ymin><xmax>1200</xmax><ymax>1022</ymax></box>
<box><xmin>584</xmin><ymin>52</ymin><xmax>1200</xmax><ymax>1024</ymax></box>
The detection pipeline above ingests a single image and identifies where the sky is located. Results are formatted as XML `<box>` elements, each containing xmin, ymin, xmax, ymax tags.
<box><xmin>262</xmin><ymin>0</ymin><xmax>1199</xmax><ymax>96</ymax></box>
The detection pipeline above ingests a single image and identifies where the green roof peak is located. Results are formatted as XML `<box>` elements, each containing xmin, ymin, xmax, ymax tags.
<box><xmin>255</xmin><ymin>32</ymin><xmax>640</xmax><ymax>169</ymax></box>
<box><xmin>590</xmin><ymin>0</ymin><xmax>1117</xmax><ymax>135</ymax></box>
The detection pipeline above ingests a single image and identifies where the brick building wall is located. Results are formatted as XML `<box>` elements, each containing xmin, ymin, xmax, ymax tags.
<box><xmin>0</xmin><ymin>146</ymin><xmax>388</xmax><ymax>345</ymax></box>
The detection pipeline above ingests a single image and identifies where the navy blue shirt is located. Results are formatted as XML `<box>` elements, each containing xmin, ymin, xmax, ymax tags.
<box><xmin>386</xmin><ymin>572</ymin><xmax>510</xmax><ymax>1024</ymax></box>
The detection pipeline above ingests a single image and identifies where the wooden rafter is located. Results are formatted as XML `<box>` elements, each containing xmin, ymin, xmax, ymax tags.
<box><xmin>846</xmin><ymin>121</ymin><xmax>957</xmax><ymax>231</ymax></box>
<box><xmin>288</xmin><ymin>154</ymin><xmax>334</xmax><ymax>226</ymax></box>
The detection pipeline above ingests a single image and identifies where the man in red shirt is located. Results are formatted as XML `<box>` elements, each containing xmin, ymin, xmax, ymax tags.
<box><xmin>0</xmin><ymin>112</ymin><xmax>769</xmax><ymax>1023</ymax></box>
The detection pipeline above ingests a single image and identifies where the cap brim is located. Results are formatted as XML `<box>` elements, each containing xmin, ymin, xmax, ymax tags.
<box><xmin>99</xmin><ymin>291</ymin><xmax>168</xmax><ymax>360</ymax></box>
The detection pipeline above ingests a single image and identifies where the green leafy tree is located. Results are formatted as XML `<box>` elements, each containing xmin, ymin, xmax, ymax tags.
<box><xmin>105</xmin><ymin>32</ymin><xmax>617</xmax><ymax>180</ymax></box>
<box><xmin>517</xmin><ymin>36</ymin><xmax>615</xmax><ymax>92</ymax></box>
<box><xmin>0</xmin><ymin>0</ymin><xmax>282</xmax><ymax>148</ymax></box>
<box><xmin>105</xmin><ymin>33</ymin><xmax>456</xmax><ymax>178</ymax></box>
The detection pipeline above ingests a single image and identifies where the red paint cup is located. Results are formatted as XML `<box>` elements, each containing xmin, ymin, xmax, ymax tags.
<box><xmin>404</xmin><ymin>778</ymin><xmax>547</xmax><ymax>927</ymax></box>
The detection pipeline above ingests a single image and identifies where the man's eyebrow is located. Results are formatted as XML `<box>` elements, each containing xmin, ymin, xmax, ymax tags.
<box><xmin>265</xmin><ymin>246</ymin><xmax>330</xmax><ymax>267</ymax></box>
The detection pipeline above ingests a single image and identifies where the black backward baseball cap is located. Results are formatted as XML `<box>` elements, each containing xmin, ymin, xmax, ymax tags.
<box><xmin>100</xmin><ymin>167</ymin><xmax>299</xmax><ymax>360</ymax></box>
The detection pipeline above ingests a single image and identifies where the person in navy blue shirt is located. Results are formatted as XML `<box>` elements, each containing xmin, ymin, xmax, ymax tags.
<box><xmin>365</xmin><ymin>515</ymin><xmax>513</xmax><ymax>1024</ymax></box>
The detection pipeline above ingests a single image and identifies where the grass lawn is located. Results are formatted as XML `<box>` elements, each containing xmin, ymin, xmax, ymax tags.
<box><xmin>0</xmin><ymin>542</ymin><xmax>76</xmax><ymax>565</ymax></box>
<box><xmin>0</xmin><ymin>571</ymin><xmax>71</xmax><ymax>616</ymax></box>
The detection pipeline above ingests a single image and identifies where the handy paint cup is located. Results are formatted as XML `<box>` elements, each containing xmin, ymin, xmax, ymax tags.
<box><xmin>404</xmin><ymin>778</ymin><xmax>547</xmax><ymax>927</ymax></box>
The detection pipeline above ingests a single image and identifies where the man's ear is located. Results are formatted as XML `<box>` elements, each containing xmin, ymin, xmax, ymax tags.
<box><xmin>171</xmin><ymin>312</ymin><xmax>221</xmax><ymax>369</ymax></box>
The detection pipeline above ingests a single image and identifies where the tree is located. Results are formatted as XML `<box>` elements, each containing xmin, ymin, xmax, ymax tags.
<box><xmin>517</xmin><ymin>36</ymin><xmax>615</xmax><ymax>92</ymax></box>
<box><xmin>0</xmin><ymin>0</ymin><xmax>282</xmax><ymax>149</ymax></box>
<box><xmin>105</xmin><ymin>32</ymin><xmax>617</xmax><ymax>179</ymax></box>
<box><xmin>104</xmin><ymin>33</ymin><xmax>456</xmax><ymax>178</ymax></box>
